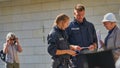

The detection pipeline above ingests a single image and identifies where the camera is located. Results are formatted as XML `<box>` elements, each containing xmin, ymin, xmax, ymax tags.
<box><xmin>13</xmin><ymin>38</ymin><xmax>17</xmax><ymax>44</ymax></box>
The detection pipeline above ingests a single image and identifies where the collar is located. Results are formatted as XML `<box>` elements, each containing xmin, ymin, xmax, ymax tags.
<box><xmin>74</xmin><ymin>18</ymin><xmax>87</xmax><ymax>25</ymax></box>
<box><xmin>54</xmin><ymin>26</ymin><xmax>64</xmax><ymax>32</ymax></box>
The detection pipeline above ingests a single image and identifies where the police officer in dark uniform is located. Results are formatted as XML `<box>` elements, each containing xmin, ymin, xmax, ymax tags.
<box><xmin>47</xmin><ymin>14</ymin><xmax>81</xmax><ymax>68</ymax></box>
<box><xmin>66</xmin><ymin>4</ymin><xmax>98</xmax><ymax>68</ymax></box>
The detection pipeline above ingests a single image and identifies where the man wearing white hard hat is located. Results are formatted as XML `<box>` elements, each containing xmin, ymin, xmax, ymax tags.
<box><xmin>102</xmin><ymin>13</ymin><xmax>120</xmax><ymax>68</ymax></box>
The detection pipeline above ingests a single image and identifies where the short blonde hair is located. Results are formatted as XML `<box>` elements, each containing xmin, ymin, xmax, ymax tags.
<box><xmin>6</xmin><ymin>32</ymin><xmax>16</xmax><ymax>40</ymax></box>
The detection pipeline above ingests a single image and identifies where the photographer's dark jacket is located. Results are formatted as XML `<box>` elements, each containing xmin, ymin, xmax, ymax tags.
<box><xmin>47</xmin><ymin>26</ymin><xmax>70</xmax><ymax>59</ymax></box>
<box><xmin>66</xmin><ymin>18</ymin><xmax>97</xmax><ymax>47</ymax></box>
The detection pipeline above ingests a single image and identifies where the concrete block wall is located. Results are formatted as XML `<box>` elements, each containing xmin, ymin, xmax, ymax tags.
<box><xmin>0</xmin><ymin>0</ymin><xmax>119</xmax><ymax>68</ymax></box>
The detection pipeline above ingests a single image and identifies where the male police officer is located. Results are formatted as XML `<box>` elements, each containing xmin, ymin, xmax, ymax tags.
<box><xmin>66</xmin><ymin>4</ymin><xmax>97</xmax><ymax>68</ymax></box>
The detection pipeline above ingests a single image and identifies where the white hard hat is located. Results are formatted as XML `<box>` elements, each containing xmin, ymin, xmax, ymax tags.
<box><xmin>102</xmin><ymin>13</ymin><xmax>117</xmax><ymax>23</ymax></box>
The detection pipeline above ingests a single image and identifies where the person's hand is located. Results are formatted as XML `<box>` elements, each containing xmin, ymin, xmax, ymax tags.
<box><xmin>15</xmin><ymin>37</ymin><xmax>20</xmax><ymax>45</ymax></box>
<box><xmin>67</xmin><ymin>50</ymin><xmax>77</xmax><ymax>56</ymax></box>
<box><xmin>6</xmin><ymin>40</ymin><xmax>10</xmax><ymax>46</ymax></box>
<box><xmin>100</xmin><ymin>40</ymin><xmax>105</xmax><ymax>47</ymax></box>
<box><xmin>88</xmin><ymin>45</ymin><xmax>95</xmax><ymax>51</ymax></box>
<box><xmin>70</xmin><ymin>45</ymin><xmax>82</xmax><ymax>51</ymax></box>
<box><xmin>74</xmin><ymin>46</ymin><xmax>82</xmax><ymax>51</ymax></box>
<box><xmin>15</xmin><ymin>37</ymin><xmax>18</xmax><ymax>43</ymax></box>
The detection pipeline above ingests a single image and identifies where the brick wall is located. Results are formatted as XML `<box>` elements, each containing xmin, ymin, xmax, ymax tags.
<box><xmin>0</xmin><ymin>0</ymin><xmax>120</xmax><ymax>68</ymax></box>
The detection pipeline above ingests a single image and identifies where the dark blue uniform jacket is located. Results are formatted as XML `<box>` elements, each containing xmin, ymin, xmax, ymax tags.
<box><xmin>66</xmin><ymin>18</ymin><xmax>97</xmax><ymax>47</ymax></box>
<box><xmin>47</xmin><ymin>26</ymin><xmax>70</xmax><ymax>59</ymax></box>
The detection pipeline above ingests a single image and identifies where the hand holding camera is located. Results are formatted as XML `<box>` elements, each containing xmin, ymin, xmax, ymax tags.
<box><xmin>14</xmin><ymin>37</ymin><xmax>20</xmax><ymax>46</ymax></box>
<box><xmin>14</xmin><ymin>37</ymin><xmax>18</xmax><ymax>43</ymax></box>
<box><xmin>6</xmin><ymin>36</ymin><xmax>19</xmax><ymax>45</ymax></box>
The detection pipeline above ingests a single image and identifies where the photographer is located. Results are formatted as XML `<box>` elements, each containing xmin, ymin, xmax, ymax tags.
<box><xmin>3</xmin><ymin>32</ymin><xmax>23</xmax><ymax>68</ymax></box>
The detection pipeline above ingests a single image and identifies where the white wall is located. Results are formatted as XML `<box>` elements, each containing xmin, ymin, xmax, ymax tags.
<box><xmin>0</xmin><ymin>0</ymin><xmax>120</xmax><ymax>68</ymax></box>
